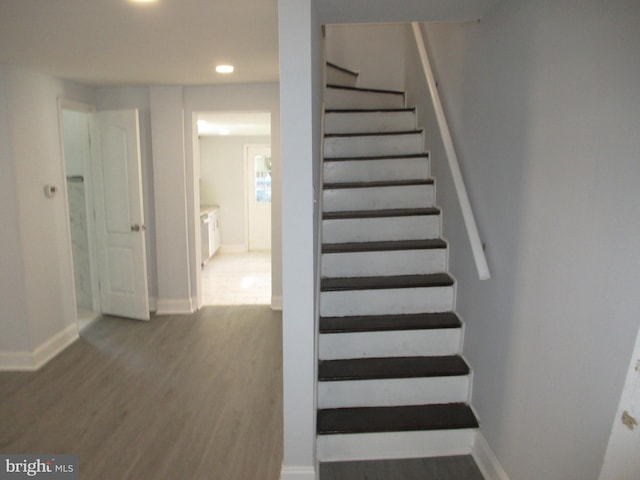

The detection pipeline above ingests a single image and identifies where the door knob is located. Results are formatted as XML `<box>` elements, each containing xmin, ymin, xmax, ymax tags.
<box><xmin>131</xmin><ymin>224</ymin><xmax>145</xmax><ymax>232</ymax></box>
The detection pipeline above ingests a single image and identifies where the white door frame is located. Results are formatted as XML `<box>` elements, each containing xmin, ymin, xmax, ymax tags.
<box><xmin>58</xmin><ymin>98</ymin><xmax>101</xmax><ymax>328</ymax></box>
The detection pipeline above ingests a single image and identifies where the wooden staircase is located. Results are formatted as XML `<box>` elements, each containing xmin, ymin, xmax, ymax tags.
<box><xmin>318</xmin><ymin>62</ymin><xmax>479</xmax><ymax>462</ymax></box>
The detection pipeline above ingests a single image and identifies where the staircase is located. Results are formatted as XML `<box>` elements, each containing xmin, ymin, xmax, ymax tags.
<box><xmin>317</xmin><ymin>62</ymin><xmax>479</xmax><ymax>462</ymax></box>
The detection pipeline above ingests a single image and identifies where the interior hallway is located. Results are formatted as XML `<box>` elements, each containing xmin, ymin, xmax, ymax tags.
<box><xmin>0</xmin><ymin>305</ymin><xmax>283</xmax><ymax>480</ymax></box>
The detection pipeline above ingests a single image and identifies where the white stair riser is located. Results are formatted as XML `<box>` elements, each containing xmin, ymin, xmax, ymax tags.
<box><xmin>325</xmin><ymin>111</ymin><xmax>416</xmax><ymax>134</ymax></box>
<box><xmin>326</xmin><ymin>68</ymin><xmax>359</xmax><ymax>88</ymax></box>
<box><xmin>318</xmin><ymin>376</ymin><xmax>470</xmax><ymax>409</ymax></box>
<box><xmin>322</xmin><ymin>249</ymin><xmax>447</xmax><ymax>278</ymax></box>
<box><xmin>319</xmin><ymin>328</ymin><xmax>460</xmax><ymax>359</ymax></box>
<box><xmin>323</xmin><ymin>185</ymin><xmax>435</xmax><ymax>212</ymax></box>
<box><xmin>321</xmin><ymin>286</ymin><xmax>454</xmax><ymax>319</ymax></box>
<box><xmin>317</xmin><ymin>429</ymin><xmax>476</xmax><ymax>462</ymax></box>
<box><xmin>322</xmin><ymin>215</ymin><xmax>440</xmax><ymax>243</ymax></box>
<box><xmin>324</xmin><ymin>158</ymin><xmax>430</xmax><ymax>184</ymax></box>
<box><xmin>325</xmin><ymin>88</ymin><xmax>405</xmax><ymax>109</ymax></box>
<box><xmin>324</xmin><ymin>133</ymin><xmax>423</xmax><ymax>158</ymax></box>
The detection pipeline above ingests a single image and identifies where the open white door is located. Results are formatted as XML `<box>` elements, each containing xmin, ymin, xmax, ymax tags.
<box><xmin>90</xmin><ymin>109</ymin><xmax>150</xmax><ymax>321</ymax></box>
<box><xmin>245</xmin><ymin>144</ymin><xmax>272</xmax><ymax>251</ymax></box>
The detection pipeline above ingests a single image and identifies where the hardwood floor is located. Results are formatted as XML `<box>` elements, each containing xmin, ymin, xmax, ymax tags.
<box><xmin>320</xmin><ymin>456</ymin><xmax>485</xmax><ymax>480</ymax></box>
<box><xmin>0</xmin><ymin>305</ymin><xmax>283</xmax><ymax>480</ymax></box>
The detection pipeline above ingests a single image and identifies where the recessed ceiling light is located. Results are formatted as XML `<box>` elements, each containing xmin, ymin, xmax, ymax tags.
<box><xmin>130</xmin><ymin>0</ymin><xmax>157</xmax><ymax>3</ymax></box>
<box><xmin>215</xmin><ymin>65</ymin><xmax>234</xmax><ymax>74</ymax></box>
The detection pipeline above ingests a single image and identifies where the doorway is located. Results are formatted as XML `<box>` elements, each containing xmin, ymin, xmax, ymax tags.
<box><xmin>60</xmin><ymin>104</ymin><xmax>150</xmax><ymax>326</ymax></box>
<box><xmin>61</xmin><ymin>106</ymin><xmax>100</xmax><ymax>331</ymax></box>
<box><xmin>196</xmin><ymin>111</ymin><xmax>272</xmax><ymax>306</ymax></box>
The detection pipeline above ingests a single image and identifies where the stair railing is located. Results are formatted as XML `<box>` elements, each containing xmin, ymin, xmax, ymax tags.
<box><xmin>412</xmin><ymin>22</ymin><xmax>491</xmax><ymax>280</ymax></box>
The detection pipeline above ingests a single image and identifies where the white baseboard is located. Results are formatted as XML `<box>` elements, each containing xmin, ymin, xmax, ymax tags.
<box><xmin>271</xmin><ymin>295</ymin><xmax>283</xmax><ymax>311</ymax></box>
<box><xmin>0</xmin><ymin>323</ymin><xmax>79</xmax><ymax>371</ymax></box>
<box><xmin>472</xmin><ymin>432</ymin><xmax>510</xmax><ymax>480</ymax></box>
<box><xmin>156</xmin><ymin>298</ymin><xmax>196</xmax><ymax>315</ymax></box>
<box><xmin>219</xmin><ymin>244</ymin><xmax>248</xmax><ymax>254</ymax></box>
<box><xmin>280</xmin><ymin>465</ymin><xmax>316</xmax><ymax>480</ymax></box>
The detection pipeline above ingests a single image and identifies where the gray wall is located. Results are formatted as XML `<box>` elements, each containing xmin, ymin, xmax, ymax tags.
<box><xmin>407</xmin><ymin>1</ymin><xmax>640</xmax><ymax>478</ymax></box>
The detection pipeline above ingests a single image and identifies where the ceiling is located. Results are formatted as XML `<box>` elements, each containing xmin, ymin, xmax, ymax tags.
<box><xmin>0</xmin><ymin>0</ymin><xmax>279</xmax><ymax>86</ymax></box>
<box><xmin>0</xmin><ymin>0</ymin><xmax>501</xmax><ymax>87</ymax></box>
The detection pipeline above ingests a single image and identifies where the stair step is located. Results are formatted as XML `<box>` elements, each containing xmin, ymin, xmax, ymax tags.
<box><xmin>324</xmin><ymin>156</ymin><xmax>430</xmax><ymax>184</ymax></box>
<box><xmin>317</xmin><ymin>428</ymin><xmax>476</xmax><ymax>462</ymax></box>
<box><xmin>319</xmin><ymin>355</ymin><xmax>469</xmax><ymax>381</ymax></box>
<box><xmin>322</xmin><ymin>248</ymin><xmax>446</xmax><ymax>278</ymax></box>
<box><xmin>324</xmin><ymin>130</ymin><xmax>424</xmax><ymax>158</ymax></box>
<box><xmin>323</xmin><ymin>239</ymin><xmax>446</xmax><ymax>254</ymax></box>
<box><xmin>323</xmin><ymin>181</ymin><xmax>435</xmax><ymax>213</ymax></box>
<box><xmin>317</xmin><ymin>403</ymin><xmax>479</xmax><ymax>435</ymax></box>
<box><xmin>325</xmin><ymin>108</ymin><xmax>417</xmax><ymax>134</ymax></box>
<box><xmin>323</xmin><ymin>207</ymin><xmax>439</xmax><ymax>220</ymax></box>
<box><xmin>325</xmin><ymin>85</ymin><xmax>406</xmax><ymax>109</ymax></box>
<box><xmin>324</xmin><ymin>179</ymin><xmax>433</xmax><ymax>190</ymax></box>
<box><xmin>326</xmin><ymin>62</ymin><xmax>359</xmax><ymax>88</ymax></box>
<box><xmin>320</xmin><ymin>312</ymin><xmax>461</xmax><ymax>334</ymax></box>
<box><xmin>322</xmin><ymin>273</ymin><xmax>454</xmax><ymax>292</ymax></box>
<box><xmin>325</xmin><ymin>153</ymin><xmax>429</xmax><ymax>162</ymax></box>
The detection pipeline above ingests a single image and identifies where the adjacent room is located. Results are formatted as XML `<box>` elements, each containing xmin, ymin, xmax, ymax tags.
<box><xmin>196</xmin><ymin>111</ymin><xmax>273</xmax><ymax>306</ymax></box>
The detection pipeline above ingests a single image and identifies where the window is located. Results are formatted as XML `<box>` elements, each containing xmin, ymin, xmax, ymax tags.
<box><xmin>254</xmin><ymin>154</ymin><xmax>272</xmax><ymax>203</ymax></box>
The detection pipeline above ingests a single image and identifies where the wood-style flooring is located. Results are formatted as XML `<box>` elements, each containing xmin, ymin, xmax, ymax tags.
<box><xmin>0</xmin><ymin>305</ymin><xmax>283</xmax><ymax>480</ymax></box>
<box><xmin>320</xmin><ymin>456</ymin><xmax>485</xmax><ymax>480</ymax></box>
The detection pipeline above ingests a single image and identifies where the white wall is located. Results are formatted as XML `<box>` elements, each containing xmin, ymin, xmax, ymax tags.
<box><xmin>278</xmin><ymin>0</ymin><xmax>324</xmax><ymax>477</ymax></box>
<box><xmin>0</xmin><ymin>68</ymin><xmax>30</xmax><ymax>358</ymax></box>
<box><xmin>0</xmin><ymin>65</ymin><xmax>95</xmax><ymax>368</ymax></box>
<box><xmin>325</xmin><ymin>24</ymin><xmax>407</xmax><ymax>92</ymax></box>
<box><xmin>406</xmin><ymin>1</ymin><xmax>640</xmax><ymax>478</ymax></box>
<box><xmin>199</xmin><ymin>135</ymin><xmax>271</xmax><ymax>248</ymax></box>
<box><xmin>95</xmin><ymin>87</ymin><xmax>158</xmax><ymax>302</ymax></box>
<box><xmin>149</xmin><ymin>86</ymin><xmax>194</xmax><ymax>314</ymax></box>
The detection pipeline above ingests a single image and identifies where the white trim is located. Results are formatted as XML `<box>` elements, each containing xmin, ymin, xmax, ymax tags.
<box><xmin>155</xmin><ymin>298</ymin><xmax>195</xmax><ymax>315</ymax></box>
<box><xmin>280</xmin><ymin>465</ymin><xmax>316</xmax><ymax>480</ymax></box>
<box><xmin>1</xmin><ymin>324</ymin><xmax>79</xmax><ymax>371</ymax></box>
<box><xmin>0</xmin><ymin>352</ymin><xmax>38</xmax><ymax>371</ymax></box>
<box><xmin>411</xmin><ymin>22</ymin><xmax>491</xmax><ymax>280</ymax></box>
<box><xmin>271</xmin><ymin>295</ymin><xmax>283</xmax><ymax>311</ymax></box>
<box><xmin>33</xmin><ymin>323</ymin><xmax>79</xmax><ymax>369</ymax></box>
<box><xmin>472</xmin><ymin>432</ymin><xmax>510</xmax><ymax>480</ymax></box>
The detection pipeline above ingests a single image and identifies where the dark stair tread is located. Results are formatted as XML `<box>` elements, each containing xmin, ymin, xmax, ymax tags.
<box><xmin>323</xmin><ymin>179</ymin><xmax>433</xmax><ymax>190</ymax></box>
<box><xmin>327</xmin><ymin>84</ymin><xmax>405</xmax><ymax>96</ymax></box>
<box><xmin>323</xmin><ymin>207</ymin><xmax>440</xmax><ymax>220</ymax></box>
<box><xmin>325</xmin><ymin>153</ymin><xmax>429</xmax><ymax>162</ymax></box>
<box><xmin>325</xmin><ymin>130</ymin><xmax>422</xmax><ymax>138</ymax></box>
<box><xmin>321</xmin><ymin>273</ymin><xmax>454</xmax><ymax>292</ymax></box>
<box><xmin>322</xmin><ymin>239</ymin><xmax>446</xmax><ymax>253</ymax></box>
<box><xmin>325</xmin><ymin>107</ymin><xmax>415</xmax><ymax>113</ymax></box>
<box><xmin>320</xmin><ymin>312</ymin><xmax>461</xmax><ymax>334</ymax></box>
<box><xmin>318</xmin><ymin>355</ymin><xmax>470</xmax><ymax>381</ymax></box>
<box><xmin>326</xmin><ymin>62</ymin><xmax>360</xmax><ymax>78</ymax></box>
<box><xmin>323</xmin><ymin>239</ymin><xmax>446</xmax><ymax>254</ymax></box>
<box><xmin>317</xmin><ymin>403</ymin><xmax>479</xmax><ymax>435</ymax></box>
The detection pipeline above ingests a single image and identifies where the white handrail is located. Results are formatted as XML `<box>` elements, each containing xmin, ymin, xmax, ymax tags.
<box><xmin>412</xmin><ymin>22</ymin><xmax>491</xmax><ymax>280</ymax></box>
